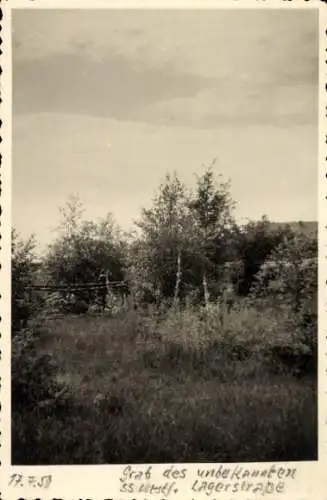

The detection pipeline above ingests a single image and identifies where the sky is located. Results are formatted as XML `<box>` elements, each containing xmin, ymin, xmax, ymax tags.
<box><xmin>12</xmin><ymin>8</ymin><xmax>318</xmax><ymax>251</ymax></box>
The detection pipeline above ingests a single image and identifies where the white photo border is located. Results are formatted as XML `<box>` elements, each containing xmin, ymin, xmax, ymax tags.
<box><xmin>1</xmin><ymin>1</ymin><xmax>325</xmax><ymax>499</ymax></box>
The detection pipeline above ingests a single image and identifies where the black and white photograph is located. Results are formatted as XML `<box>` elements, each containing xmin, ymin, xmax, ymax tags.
<box><xmin>10</xmin><ymin>6</ymin><xmax>318</xmax><ymax>467</ymax></box>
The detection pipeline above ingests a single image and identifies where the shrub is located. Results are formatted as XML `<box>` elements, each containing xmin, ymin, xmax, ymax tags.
<box><xmin>12</xmin><ymin>318</ymin><xmax>71</xmax><ymax>464</ymax></box>
<box><xmin>250</xmin><ymin>232</ymin><xmax>317</xmax><ymax>374</ymax></box>
<box><xmin>12</xmin><ymin>230</ymin><xmax>38</xmax><ymax>334</ymax></box>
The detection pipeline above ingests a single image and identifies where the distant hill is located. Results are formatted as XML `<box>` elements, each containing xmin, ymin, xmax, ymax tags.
<box><xmin>267</xmin><ymin>221</ymin><xmax>317</xmax><ymax>237</ymax></box>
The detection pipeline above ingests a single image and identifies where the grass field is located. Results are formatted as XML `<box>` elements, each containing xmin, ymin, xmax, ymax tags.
<box><xmin>12</xmin><ymin>302</ymin><xmax>317</xmax><ymax>464</ymax></box>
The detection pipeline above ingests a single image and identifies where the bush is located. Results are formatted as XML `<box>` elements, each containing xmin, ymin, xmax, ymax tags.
<box><xmin>12</xmin><ymin>230</ymin><xmax>38</xmax><ymax>334</ymax></box>
<box><xmin>12</xmin><ymin>318</ymin><xmax>71</xmax><ymax>464</ymax></box>
<box><xmin>235</xmin><ymin>218</ymin><xmax>293</xmax><ymax>295</ymax></box>
<box><xmin>250</xmin><ymin>232</ymin><xmax>317</xmax><ymax>374</ymax></box>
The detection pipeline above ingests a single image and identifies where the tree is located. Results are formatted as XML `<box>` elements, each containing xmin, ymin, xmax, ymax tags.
<box><xmin>188</xmin><ymin>164</ymin><xmax>236</xmax><ymax>307</ymax></box>
<box><xmin>45</xmin><ymin>196</ymin><xmax>126</xmax><ymax>305</ymax></box>
<box><xmin>134</xmin><ymin>173</ymin><xmax>192</xmax><ymax>306</ymax></box>
<box><xmin>133</xmin><ymin>166</ymin><xmax>236</xmax><ymax>308</ymax></box>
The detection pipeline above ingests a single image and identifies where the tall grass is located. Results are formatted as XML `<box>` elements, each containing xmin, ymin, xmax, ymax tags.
<box><xmin>12</xmin><ymin>300</ymin><xmax>317</xmax><ymax>464</ymax></box>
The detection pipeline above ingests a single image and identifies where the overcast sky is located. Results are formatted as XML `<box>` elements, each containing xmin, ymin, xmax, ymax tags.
<box><xmin>12</xmin><ymin>8</ymin><xmax>318</xmax><ymax>250</ymax></box>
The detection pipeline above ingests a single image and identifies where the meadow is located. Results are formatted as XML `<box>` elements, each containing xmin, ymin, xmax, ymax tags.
<box><xmin>12</xmin><ymin>298</ymin><xmax>317</xmax><ymax>464</ymax></box>
<box><xmin>11</xmin><ymin>173</ymin><xmax>318</xmax><ymax>464</ymax></box>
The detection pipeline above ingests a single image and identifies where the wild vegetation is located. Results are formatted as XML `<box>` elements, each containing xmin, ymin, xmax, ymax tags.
<box><xmin>12</xmin><ymin>167</ymin><xmax>317</xmax><ymax>464</ymax></box>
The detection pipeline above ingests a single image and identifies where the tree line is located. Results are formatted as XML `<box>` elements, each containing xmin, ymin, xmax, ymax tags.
<box><xmin>12</xmin><ymin>166</ymin><xmax>317</xmax><ymax>329</ymax></box>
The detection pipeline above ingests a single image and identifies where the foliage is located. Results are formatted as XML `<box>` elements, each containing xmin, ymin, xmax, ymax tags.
<box><xmin>12</xmin><ymin>229</ymin><xmax>39</xmax><ymax>333</ymax></box>
<box><xmin>11</xmin><ymin>315</ymin><xmax>72</xmax><ymax>464</ymax></box>
<box><xmin>44</xmin><ymin>195</ymin><xmax>126</xmax><ymax>302</ymax></box>
<box><xmin>11</xmin><ymin>169</ymin><xmax>318</xmax><ymax>465</ymax></box>
<box><xmin>251</xmin><ymin>232</ymin><xmax>317</xmax><ymax>307</ymax></box>
<box><xmin>133</xmin><ymin>166</ymin><xmax>236</xmax><ymax>303</ymax></box>
<box><xmin>187</xmin><ymin>165</ymin><xmax>236</xmax><ymax>300</ymax></box>
<box><xmin>251</xmin><ymin>232</ymin><xmax>317</xmax><ymax>359</ymax></box>
<box><xmin>235</xmin><ymin>217</ymin><xmax>295</xmax><ymax>295</ymax></box>
<box><xmin>189</xmin><ymin>164</ymin><xmax>235</xmax><ymax>240</ymax></box>
<box><xmin>134</xmin><ymin>172</ymin><xmax>191</xmax><ymax>299</ymax></box>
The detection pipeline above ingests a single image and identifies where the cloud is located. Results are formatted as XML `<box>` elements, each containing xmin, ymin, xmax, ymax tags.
<box><xmin>12</xmin><ymin>8</ymin><xmax>318</xmax><ymax>128</ymax></box>
<box><xmin>141</xmin><ymin>82</ymin><xmax>317</xmax><ymax>128</ymax></box>
<box><xmin>13</xmin><ymin>48</ymin><xmax>211</xmax><ymax>118</ymax></box>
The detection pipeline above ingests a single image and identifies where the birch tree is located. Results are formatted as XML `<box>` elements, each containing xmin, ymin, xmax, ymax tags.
<box><xmin>135</xmin><ymin>173</ymin><xmax>192</xmax><ymax>306</ymax></box>
<box><xmin>188</xmin><ymin>165</ymin><xmax>236</xmax><ymax>309</ymax></box>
